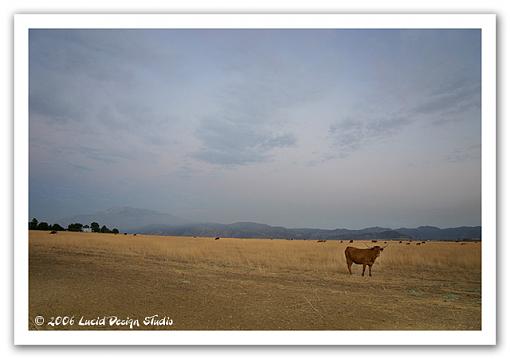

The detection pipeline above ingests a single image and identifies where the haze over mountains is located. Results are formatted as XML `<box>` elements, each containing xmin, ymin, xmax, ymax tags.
<box><xmin>57</xmin><ymin>206</ymin><xmax>189</xmax><ymax>231</ymax></box>
<box><xmin>55</xmin><ymin>207</ymin><xmax>481</xmax><ymax>241</ymax></box>
<box><xmin>137</xmin><ymin>222</ymin><xmax>481</xmax><ymax>241</ymax></box>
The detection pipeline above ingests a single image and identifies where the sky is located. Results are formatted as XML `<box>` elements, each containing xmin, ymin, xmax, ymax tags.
<box><xmin>29</xmin><ymin>29</ymin><xmax>481</xmax><ymax>229</ymax></box>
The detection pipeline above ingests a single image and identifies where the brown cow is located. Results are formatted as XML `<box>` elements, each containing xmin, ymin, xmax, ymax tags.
<box><xmin>344</xmin><ymin>246</ymin><xmax>386</xmax><ymax>277</ymax></box>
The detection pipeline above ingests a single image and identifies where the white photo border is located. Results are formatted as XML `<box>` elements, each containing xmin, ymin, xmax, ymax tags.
<box><xmin>14</xmin><ymin>13</ymin><xmax>497</xmax><ymax>346</ymax></box>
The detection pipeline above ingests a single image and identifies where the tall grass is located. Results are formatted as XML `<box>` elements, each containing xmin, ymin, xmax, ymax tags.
<box><xmin>29</xmin><ymin>232</ymin><xmax>481</xmax><ymax>275</ymax></box>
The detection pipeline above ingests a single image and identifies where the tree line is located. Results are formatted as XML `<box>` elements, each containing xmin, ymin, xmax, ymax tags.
<box><xmin>29</xmin><ymin>218</ymin><xmax>119</xmax><ymax>234</ymax></box>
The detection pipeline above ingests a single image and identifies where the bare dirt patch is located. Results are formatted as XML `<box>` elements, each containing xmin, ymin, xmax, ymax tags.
<box><xmin>29</xmin><ymin>231</ymin><xmax>481</xmax><ymax>330</ymax></box>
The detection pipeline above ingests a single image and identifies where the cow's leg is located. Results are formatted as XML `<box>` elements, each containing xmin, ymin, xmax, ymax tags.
<box><xmin>368</xmin><ymin>264</ymin><xmax>372</xmax><ymax>277</ymax></box>
<box><xmin>346</xmin><ymin>259</ymin><xmax>353</xmax><ymax>275</ymax></box>
<box><xmin>362</xmin><ymin>264</ymin><xmax>366</xmax><ymax>276</ymax></box>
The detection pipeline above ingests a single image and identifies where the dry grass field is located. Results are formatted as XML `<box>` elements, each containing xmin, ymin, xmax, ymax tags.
<box><xmin>29</xmin><ymin>231</ymin><xmax>481</xmax><ymax>330</ymax></box>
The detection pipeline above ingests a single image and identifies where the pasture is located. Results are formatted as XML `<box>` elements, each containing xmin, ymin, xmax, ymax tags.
<box><xmin>29</xmin><ymin>231</ymin><xmax>481</xmax><ymax>330</ymax></box>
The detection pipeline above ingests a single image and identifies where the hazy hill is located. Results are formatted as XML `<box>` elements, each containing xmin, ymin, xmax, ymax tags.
<box><xmin>132</xmin><ymin>222</ymin><xmax>480</xmax><ymax>241</ymax></box>
<box><xmin>396</xmin><ymin>226</ymin><xmax>482</xmax><ymax>240</ymax></box>
<box><xmin>57</xmin><ymin>206</ymin><xmax>189</xmax><ymax>231</ymax></box>
<box><xmin>56</xmin><ymin>207</ymin><xmax>481</xmax><ymax>240</ymax></box>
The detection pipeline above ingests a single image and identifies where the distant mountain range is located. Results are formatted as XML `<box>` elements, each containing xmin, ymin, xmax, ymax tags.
<box><xmin>57</xmin><ymin>206</ymin><xmax>189</xmax><ymax>231</ymax></box>
<box><xmin>134</xmin><ymin>222</ymin><xmax>481</xmax><ymax>241</ymax></box>
<box><xmin>57</xmin><ymin>207</ymin><xmax>481</xmax><ymax>241</ymax></box>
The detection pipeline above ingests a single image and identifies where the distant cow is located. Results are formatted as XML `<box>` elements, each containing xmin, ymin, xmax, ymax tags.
<box><xmin>50</xmin><ymin>231</ymin><xmax>57</xmax><ymax>234</ymax></box>
<box><xmin>215</xmin><ymin>237</ymin><xmax>220</xmax><ymax>240</ymax></box>
<box><xmin>406</xmin><ymin>242</ymin><xmax>411</xmax><ymax>245</ymax></box>
<box><xmin>399</xmin><ymin>241</ymin><xmax>402</xmax><ymax>243</ymax></box>
<box><xmin>344</xmin><ymin>245</ymin><xmax>386</xmax><ymax>277</ymax></box>
<box><xmin>317</xmin><ymin>240</ymin><xmax>326</xmax><ymax>243</ymax></box>
<box><xmin>371</xmin><ymin>240</ymin><xmax>378</xmax><ymax>243</ymax></box>
<box><xmin>349</xmin><ymin>240</ymin><xmax>354</xmax><ymax>243</ymax></box>
<box><xmin>416</xmin><ymin>242</ymin><xmax>421</xmax><ymax>246</ymax></box>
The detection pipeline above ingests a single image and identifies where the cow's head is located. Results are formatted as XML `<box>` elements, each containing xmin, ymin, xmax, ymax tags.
<box><xmin>371</xmin><ymin>245</ymin><xmax>387</xmax><ymax>257</ymax></box>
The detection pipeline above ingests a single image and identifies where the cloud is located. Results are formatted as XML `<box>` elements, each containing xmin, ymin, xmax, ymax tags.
<box><xmin>190</xmin><ymin>41</ymin><xmax>320</xmax><ymax>167</ymax></box>
<box><xmin>193</xmin><ymin>115</ymin><xmax>296</xmax><ymax>166</ymax></box>
<box><xmin>28</xmin><ymin>29</ymin><xmax>482</xmax><ymax>228</ymax></box>
<box><xmin>446</xmin><ymin>144</ymin><xmax>481</xmax><ymax>163</ymax></box>
<box><xmin>76</xmin><ymin>145</ymin><xmax>133</xmax><ymax>165</ymax></box>
<box><xmin>29</xmin><ymin>91</ymin><xmax>85</xmax><ymax>123</ymax></box>
<box><xmin>29</xmin><ymin>30</ymin><xmax>200</xmax><ymax>176</ymax></box>
<box><xmin>328</xmin><ymin>115</ymin><xmax>410</xmax><ymax>157</ymax></box>
<box><xmin>412</xmin><ymin>79</ymin><xmax>481</xmax><ymax>120</ymax></box>
<box><xmin>68</xmin><ymin>163</ymin><xmax>92</xmax><ymax>172</ymax></box>
<box><xmin>327</xmin><ymin>75</ymin><xmax>480</xmax><ymax>159</ymax></box>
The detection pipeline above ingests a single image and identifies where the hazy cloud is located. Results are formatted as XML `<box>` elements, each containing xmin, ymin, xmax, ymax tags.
<box><xmin>328</xmin><ymin>115</ymin><xmax>410</xmax><ymax>157</ymax></box>
<box><xmin>29</xmin><ymin>29</ymin><xmax>482</xmax><ymax>228</ymax></box>
<box><xmin>413</xmin><ymin>79</ymin><xmax>481</xmax><ymax>119</ymax></box>
<box><xmin>327</xmin><ymin>75</ymin><xmax>480</xmax><ymax>158</ymax></box>
<box><xmin>194</xmin><ymin>115</ymin><xmax>296</xmax><ymax>166</ymax></box>
<box><xmin>446</xmin><ymin>144</ymin><xmax>481</xmax><ymax>163</ymax></box>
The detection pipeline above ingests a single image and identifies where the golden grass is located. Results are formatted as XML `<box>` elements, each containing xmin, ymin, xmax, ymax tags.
<box><xmin>30</xmin><ymin>232</ymin><xmax>480</xmax><ymax>274</ymax></box>
<box><xmin>29</xmin><ymin>231</ymin><xmax>481</xmax><ymax>330</ymax></box>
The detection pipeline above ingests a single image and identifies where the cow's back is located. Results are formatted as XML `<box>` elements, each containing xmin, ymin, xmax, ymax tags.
<box><xmin>345</xmin><ymin>246</ymin><xmax>373</xmax><ymax>264</ymax></box>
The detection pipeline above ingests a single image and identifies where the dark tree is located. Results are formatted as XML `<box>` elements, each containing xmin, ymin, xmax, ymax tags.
<box><xmin>50</xmin><ymin>223</ymin><xmax>65</xmax><ymax>231</ymax></box>
<box><xmin>100</xmin><ymin>225</ymin><xmax>111</xmax><ymax>233</ymax></box>
<box><xmin>91</xmin><ymin>222</ymin><xmax>100</xmax><ymax>233</ymax></box>
<box><xmin>29</xmin><ymin>218</ymin><xmax>38</xmax><ymax>230</ymax></box>
<box><xmin>68</xmin><ymin>223</ymin><xmax>83</xmax><ymax>232</ymax></box>
<box><xmin>112</xmin><ymin>228</ymin><xmax>119</xmax><ymax>234</ymax></box>
<box><xmin>37</xmin><ymin>222</ymin><xmax>50</xmax><ymax>231</ymax></box>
